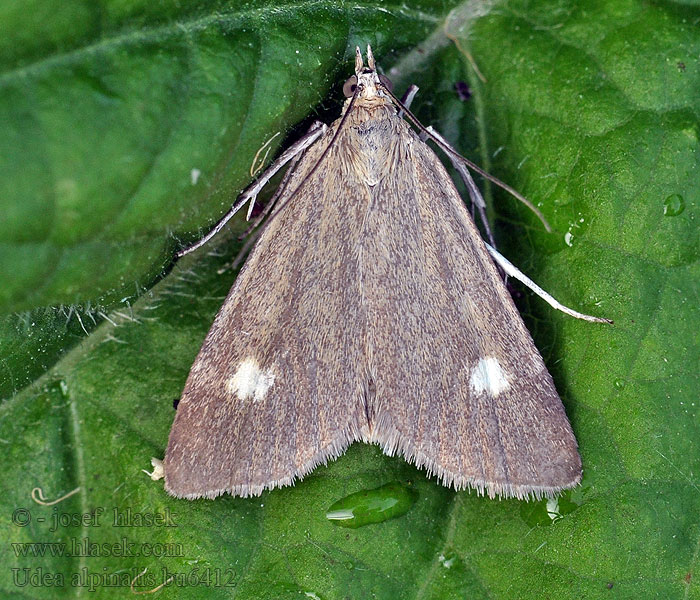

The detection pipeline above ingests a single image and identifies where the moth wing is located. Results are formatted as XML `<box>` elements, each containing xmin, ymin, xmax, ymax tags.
<box><xmin>164</xmin><ymin>131</ymin><xmax>370</xmax><ymax>498</ymax></box>
<box><xmin>363</xmin><ymin>127</ymin><xmax>582</xmax><ymax>499</ymax></box>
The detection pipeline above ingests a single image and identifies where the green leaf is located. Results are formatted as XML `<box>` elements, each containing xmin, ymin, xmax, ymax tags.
<box><xmin>0</xmin><ymin>1</ymin><xmax>445</xmax><ymax>314</ymax></box>
<box><xmin>2</xmin><ymin>1</ymin><xmax>698</xmax><ymax>599</ymax></box>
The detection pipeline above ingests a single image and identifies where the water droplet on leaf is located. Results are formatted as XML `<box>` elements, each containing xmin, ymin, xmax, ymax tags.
<box><xmin>325</xmin><ymin>481</ymin><xmax>418</xmax><ymax>528</ymax></box>
<box><xmin>663</xmin><ymin>194</ymin><xmax>685</xmax><ymax>216</ymax></box>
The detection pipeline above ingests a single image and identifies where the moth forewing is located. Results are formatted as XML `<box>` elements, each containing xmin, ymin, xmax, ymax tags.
<box><xmin>164</xmin><ymin>45</ymin><xmax>592</xmax><ymax>501</ymax></box>
<box><xmin>353</xmin><ymin>119</ymin><xmax>581</xmax><ymax>500</ymax></box>
<box><xmin>164</xmin><ymin>123</ymin><xmax>371</xmax><ymax>499</ymax></box>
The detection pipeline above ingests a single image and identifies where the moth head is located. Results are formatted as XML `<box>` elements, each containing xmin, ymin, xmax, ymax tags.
<box><xmin>343</xmin><ymin>45</ymin><xmax>393</xmax><ymax>103</ymax></box>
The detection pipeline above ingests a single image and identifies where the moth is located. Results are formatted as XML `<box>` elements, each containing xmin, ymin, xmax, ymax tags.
<box><xmin>162</xmin><ymin>46</ymin><xmax>610</xmax><ymax>501</ymax></box>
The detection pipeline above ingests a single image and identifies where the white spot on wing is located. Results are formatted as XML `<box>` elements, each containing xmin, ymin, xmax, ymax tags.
<box><xmin>469</xmin><ymin>357</ymin><xmax>510</xmax><ymax>397</ymax></box>
<box><xmin>228</xmin><ymin>358</ymin><xmax>275</xmax><ymax>402</ymax></box>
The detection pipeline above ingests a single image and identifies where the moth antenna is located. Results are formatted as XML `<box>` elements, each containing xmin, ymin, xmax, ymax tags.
<box><xmin>485</xmin><ymin>243</ymin><xmax>613</xmax><ymax>324</ymax></box>
<box><xmin>380</xmin><ymin>83</ymin><xmax>552</xmax><ymax>233</ymax></box>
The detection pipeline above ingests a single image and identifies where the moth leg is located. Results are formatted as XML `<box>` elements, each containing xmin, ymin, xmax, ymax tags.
<box><xmin>240</xmin><ymin>150</ymin><xmax>304</xmax><ymax>238</ymax></box>
<box><xmin>485</xmin><ymin>243</ymin><xmax>613</xmax><ymax>324</ymax></box>
<box><xmin>423</xmin><ymin>125</ymin><xmax>497</xmax><ymax>250</ymax></box>
<box><xmin>425</xmin><ymin>125</ymin><xmax>551</xmax><ymax>231</ymax></box>
<box><xmin>383</xmin><ymin>83</ymin><xmax>552</xmax><ymax>233</ymax></box>
<box><xmin>242</xmin><ymin>121</ymin><xmax>328</xmax><ymax>219</ymax></box>
<box><xmin>398</xmin><ymin>84</ymin><xmax>419</xmax><ymax>116</ymax></box>
<box><xmin>230</xmin><ymin>152</ymin><xmax>306</xmax><ymax>271</ymax></box>
<box><xmin>177</xmin><ymin>121</ymin><xmax>328</xmax><ymax>257</ymax></box>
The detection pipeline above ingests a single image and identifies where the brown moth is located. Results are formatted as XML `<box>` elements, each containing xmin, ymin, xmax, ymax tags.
<box><xmin>163</xmin><ymin>46</ymin><xmax>609</xmax><ymax>501</ymax></box>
